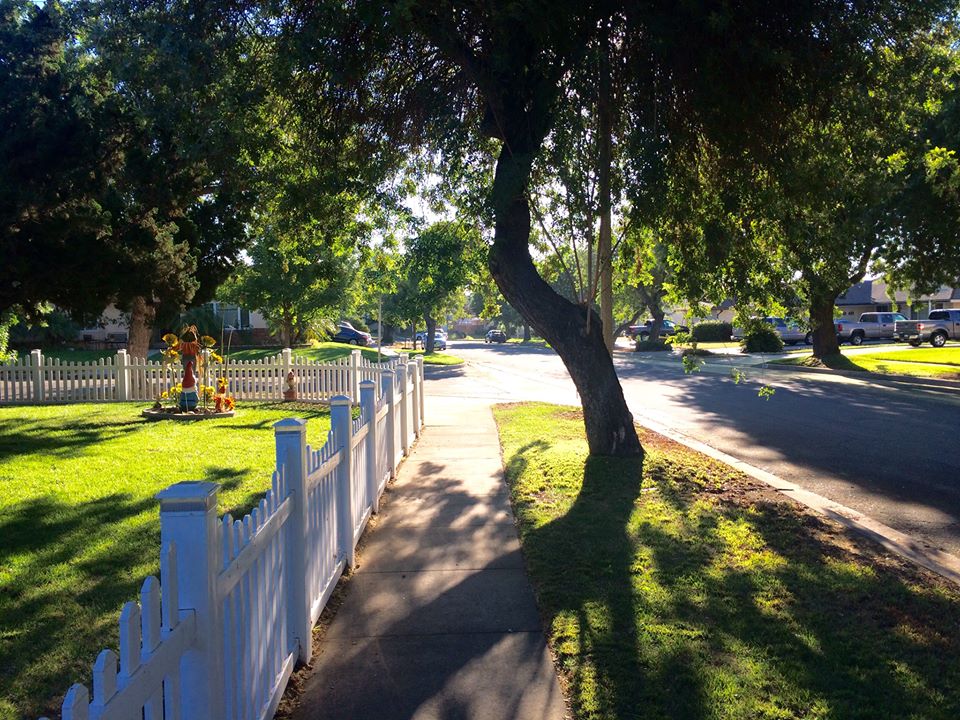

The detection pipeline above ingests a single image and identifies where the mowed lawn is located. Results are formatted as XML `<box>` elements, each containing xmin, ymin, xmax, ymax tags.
<box><xmin>0</xmin><ymin>402</ymin><xmax>332</xmax><ymax>720</ymax></box>
<box><xmin>495</xmin><ymin>403</ymin><xmax>960</xmax><ymax>720</ymax></box>
<box><xmin>777</xmin><ymin>346</ymin><xmax>960</xmax><ymax>379</ymax></box>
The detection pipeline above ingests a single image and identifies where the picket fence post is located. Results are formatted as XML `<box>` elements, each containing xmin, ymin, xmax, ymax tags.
<box><xmin>396</xmin><ymin>367</ymin><xmax>409</xmax><ymax>456</ymax></box>
<box><xmin>416</xmin><ymin>356</ymin><xmax>425</xmax><ymax>427</ymax></box>
<box><xmin>330</xmin><ymin>396</ymin><xmax>356</xmax><ymax>569</ymax></box>
<box><xmin>274</xmin><ymin>418</ymin><xmax>312</xmax><ymax>664</ymax></box>
<box><xmin>382</xmin><ymin>371</ymin><xmax>397</xmax><ymax>479</ymax></box>
<box><xmin>410</xmin><ymin>362</ymin><xmax>421</xmax><ymax>439</ymax></box>
<box><xmin>156</xmin><ymin>481</ymin><xmax>225</xmax><ymax>720</ymax></box>
<box><xmin>350</xmin><ymin>350</ymin><xmax>361</xmax><ymax>403</ymax></box>
<box><xmin>281</xmin><ymin>347</ymin><xmax>293</xmax><ymax>396</ymax></box>
<box><xmin>30</xmin><ymin>348</ymin><xmax>44</xmax><ymax>403</ymax></box>
<box><xmin>359</xmin><ymin>380</ymin><xmax>379</xmax><ymax>514</ymax></box>
<box><xmin>115</xmin><ymin>349</ymin><xmax>130</xmax><ymax>401</ymax></box>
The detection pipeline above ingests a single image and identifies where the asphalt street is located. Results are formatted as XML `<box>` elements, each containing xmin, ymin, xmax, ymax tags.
<box><xmin>426</xmin><ymin>340</ymin><xmax>960</xmax><ymax>557</ymax></box>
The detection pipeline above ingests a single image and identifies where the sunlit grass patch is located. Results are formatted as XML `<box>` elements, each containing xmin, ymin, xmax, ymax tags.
<box><xmin>0</xmin><ymin>402</ymin><xmax>331</xmax><ymax>720</ymax></box>
<box><xmin>494</xmin><ymin>402</ymin><xmax>960</xmax><ymax>720</ymax></box>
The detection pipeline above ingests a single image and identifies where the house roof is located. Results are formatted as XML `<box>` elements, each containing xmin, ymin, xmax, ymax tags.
<box><xmin>837</xmin><ymin>279</ymin><xmax>957</xmax><ymax>305</ymax></box>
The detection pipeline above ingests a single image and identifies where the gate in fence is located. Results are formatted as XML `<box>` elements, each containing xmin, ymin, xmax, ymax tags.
<box><xmin>40</xmin><ymin>360</ymin><xmax>424</xmax><ymax>720</ymax></box>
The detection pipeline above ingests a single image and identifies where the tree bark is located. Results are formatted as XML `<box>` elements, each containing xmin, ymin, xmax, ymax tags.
<box><xmin>522</xmin><ymin>322</ymin><xmax>531</xmax><ymax>342</ymax></box>
<box><xmin>648</xmin><ymin>308</ymin><xmax>665</xmax><ymax>344</ymax></box>
<box><xmin>810</xmin><ymin>292</ymin><xmax>840</xmax><ymax>358</ymax></box>
<box><xmin>424</xmin><ymin>313</ymin><xmax>436</xmax><ymax>354</ymax></box>
<box><xmin>597</xmin><ymin>21</ymin><xmax>615</xmax><ymax>354</ymax></box>
<box><xmin>127</xmin><ymin>295</ymin><xmax>156</xmax><ymax>359</ymax></box>
<box><xmin>488</xmin><ymin>139</ymin><xmax>642</xmax><ymax>458</ymax></box>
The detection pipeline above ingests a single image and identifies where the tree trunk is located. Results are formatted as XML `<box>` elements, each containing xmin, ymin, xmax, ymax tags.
<box><xmin>488</xmin><ymin>139</ymin><xmax>642</xmax><ymax>458</ymax></box>
<box><xmin>648</xmin><ymin>308</ymin><xmax>665</xmax><ymax>344</ymax></box>
<box><xmin>810</xmin><ymin>293</ymin><xmax>840</xmax><ymax>358</ymax></box>
<box><xmin>127</xmin><ymin>295</ymin><xmax>155</xmax><ymax>359</ymax></box>
<box><xmin>597</xmin><ymin>21</ymin><xmax>615</xmax><ymax>354</ymax></box>
<box><xmin>424</xmin><ymin>313</ymin><xmax>436</xmax><ymax>354</ymax></box>
<box><xmin>523</xmin><ymin>322</ymin><xmax>531</xmax><ymax>342</ymax></box>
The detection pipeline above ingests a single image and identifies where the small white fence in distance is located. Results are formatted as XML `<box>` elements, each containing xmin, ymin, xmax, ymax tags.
<box><xmin>41</xmin><ymin>361</ymin><xmax>424</xmax><ymax>720</ymax></box>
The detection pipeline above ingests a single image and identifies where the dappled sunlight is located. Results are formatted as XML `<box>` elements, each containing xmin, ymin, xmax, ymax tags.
<box><xmin>495</xmin><ymin>403</ymin><xmax>960</xmax><ymax>719</ymax></box>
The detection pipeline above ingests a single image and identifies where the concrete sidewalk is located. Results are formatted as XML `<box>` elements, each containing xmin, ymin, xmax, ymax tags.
<box><xmin>291</xmin><ymin>397</ymin><xmax>567</xmax><ymax>720</ymax></box>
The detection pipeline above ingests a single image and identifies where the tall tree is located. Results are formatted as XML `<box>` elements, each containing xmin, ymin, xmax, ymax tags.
<box><xmin>234</xmin><ymin>0</ymin><xmax>949</xmax><ymax>456</ymax></box>
<box><xmin>398</xmin><ymin>221</ymin><xmax>482</xmax><ymax>353</ymax></box>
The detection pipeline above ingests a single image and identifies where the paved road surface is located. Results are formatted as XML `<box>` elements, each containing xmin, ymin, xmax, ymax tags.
<box><xmin>427</xmin><ymin>341</ymin><xmax>960</xmax><ymax>557</ymax></box>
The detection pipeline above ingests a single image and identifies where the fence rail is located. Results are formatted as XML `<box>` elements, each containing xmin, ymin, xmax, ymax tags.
<box><xmin>40</xmin><ymin>359</ymin><xmax>424</xmax><ymax>720</ymax></box>
<box><xmin>1</xmin><ymin>348</ymin><xmax>405</xmax><ymax>405</ymax></box>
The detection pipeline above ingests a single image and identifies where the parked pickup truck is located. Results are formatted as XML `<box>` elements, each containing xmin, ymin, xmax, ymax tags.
<box><xmin>835</xmin><ymin>312</ymin><xmax>907</xmax><ymax>345</ymax></box>
<box><xmin>895</xmin><ymin>309</ymin><xmax>960</xmax><ymax>347</ymax></box>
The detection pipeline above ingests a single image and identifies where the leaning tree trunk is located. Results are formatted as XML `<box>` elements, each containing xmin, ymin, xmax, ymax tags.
<box><xmin>810</xmin><ymin>293</ymin><xmax>840</xmax><ymax>359</ymax></box>
<box><xmin>488</xmin><ymin>139</ymin><xmax>642</xmax><ymax>458</ymax></box>
<box><xmin>648</xmin><ymin>308</ymin><xmax>665</xmax><ymax>344</ymax></box>
<box><xmin>424</xmin><ymin>314</ymin><xmax>436</xmax><ymax>354</ymax></box>
<box><xmin>127</xmin><ymin>295</ymin><xmax>156</xmax><ymax>359</ymax></box>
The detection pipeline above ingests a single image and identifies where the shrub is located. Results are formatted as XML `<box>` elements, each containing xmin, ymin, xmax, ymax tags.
<box><xmin>740</xmin><ymin>319</ymin><xmax>784</xmax><ymax>353</ymax></box>
<box><xmin>692</xmin><ymin>321</ymin><xmax>733</xmax><ymax>342</ymax></box>
<box><xmin>635</xmin><ymin>339</ymin><xmax>671</xmax><ymax>352</ymax></box>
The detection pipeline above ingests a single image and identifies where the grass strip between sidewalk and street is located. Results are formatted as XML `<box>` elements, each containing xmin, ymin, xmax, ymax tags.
<box><xmin>775</xmin><ymin>351</ymin><xmax>960</xmax><ymax>379</ymax></box>
<box><xmin>395</xmin><ymin>348</ymin><xmax>465</xmax><ymax>365</ymax></box>
<box><xmin>0</xmin><ymin>402</ymin><xmax>333</xmax><ymax>720</ymax></box>
<box><xmin>494</xmin><ymin>402</ymin><xmax>960</xmax><ymax>720</ymax></box>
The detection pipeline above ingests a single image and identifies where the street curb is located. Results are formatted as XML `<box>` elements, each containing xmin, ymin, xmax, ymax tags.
<box><xmin>632</xmin><ymin>410</ymin><xmax>960</xmax><ymax>588</ymax></box>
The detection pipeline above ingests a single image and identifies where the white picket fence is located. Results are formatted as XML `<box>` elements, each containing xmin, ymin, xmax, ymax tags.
<box><xmin>41</xmin><ymin>360</ymin><xmax>424</xmax><ymax>720</ymax></box>
<box><xmin>0</xmin><ymin>348</ymin><xmax>404</xmax><ymax>405</ymax></box>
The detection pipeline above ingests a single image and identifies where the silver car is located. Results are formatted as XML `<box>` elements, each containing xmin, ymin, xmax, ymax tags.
<box><xmin>732</xmin><ymin>317</ymin><xmax>812</xmax><ymax>345</ymax></box>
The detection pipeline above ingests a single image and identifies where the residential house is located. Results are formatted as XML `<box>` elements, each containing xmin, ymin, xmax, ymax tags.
<box><xmin>835</xmin><ymin>279</ymin><xmax>960</xmax><ymax>320</ymax></box>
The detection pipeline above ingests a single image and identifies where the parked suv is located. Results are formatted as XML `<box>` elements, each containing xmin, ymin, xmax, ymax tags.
<box><xmin>485</xmin><ymin>329</ymin><xmax>507</xmax><ymax>343</ymax></box>
<box><xmin>895</xmin><ymin>309</ymin><xmax>960</xmax><ymax>347</ymax></box>
<box><xmin>629</xmin><ymin>319</ymin><xmax>689</xmax><ymax>342</ymax></box>
<box><xmin>415</xmin><ymin>329</ymin><xmax>447</xmax><ymax>350</ymax></box>
<box><xmin>331</xmin><ymin>322</ymin><xmax>372</xmax><ymax>346</ymax></box>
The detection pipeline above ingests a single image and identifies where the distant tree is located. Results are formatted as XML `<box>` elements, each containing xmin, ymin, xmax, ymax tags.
<box><xmin>397</xmin><ymin>221</ymin><xmax>483</xmax><ymax>353</ymax></box>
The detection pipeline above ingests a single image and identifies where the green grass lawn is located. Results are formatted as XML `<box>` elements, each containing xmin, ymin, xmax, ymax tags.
<box><xmin>494</xmin><ymin>402</ymin><xmax>960</xmax><ymax>720</ymax></box>
<box><xmin>863</xmin><ymin>346</ymin><xmax>960</xmax><ymax>366</ymax></box>
<box><xmin>395</xmin><ymin>348</ymin><xmax>464</xmax><ymax>365</ymax></box>
<box><xmin>16</xmin><ymin>348</ymin><xmax>135</xmax><ymax>363</ymax></box>
<box><xmin>776</xmin><ymin>351</ymin><xmax>960</xmax><ymax>379</ymax></box>
<box><xmin>229</xmin><ymin>342</ymin><xmax>390</xmax><ymax>363</ymax></box>
<box><xmin>0</xmin><ymin>402</ymin><xmax>333</xmax><ymax>720</ymax></box>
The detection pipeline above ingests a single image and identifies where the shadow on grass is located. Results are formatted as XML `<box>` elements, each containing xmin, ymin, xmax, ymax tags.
<box><xmin>503</xmin><ymin>425</ymin><xmax>960</xmax><ymax>719</ymax></box>
<box><xmin>0</xmin><ymin>415</ymin><xmax>141</xmax><ymax>463</ymax></box>
<box><xmin>509</xmin><ymin>442</ymin><xmax>649</xmax><ymax>718</ymax></box>
<box><xmin>0</xmin><ymin>471</ymin><xmax>248</xmax><ymax>718</ymax></box>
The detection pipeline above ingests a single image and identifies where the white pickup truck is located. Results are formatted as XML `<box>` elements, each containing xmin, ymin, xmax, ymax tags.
<box><xmin>895</xmin><ymin>309</ymin><xmax>960</xmax><ymax>347</ymax></box>
<box><xmin>835</xmin><ymin>312</ymin><xmax>907</xmax><ymax>345</ymax></box>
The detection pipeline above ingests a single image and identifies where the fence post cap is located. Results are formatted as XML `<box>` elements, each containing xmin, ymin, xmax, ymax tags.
<box><xmin>359</xmin><ymin>379</ymin><xmax>376</xmax><ymax>388</ymax></box>
<box><xmin>156</xmin><ymin>481</ymin><xmax>219</xmax><ymax>512</ymax></box>
<box><xmin>330</xmin><ymin>395</ymin><xmax>352</xmax><ymax>407</ymax></box>
<box><xmin>274</xmin><ymin>417</ymin><xmax>307</xmax><ymax>433</ymax></box>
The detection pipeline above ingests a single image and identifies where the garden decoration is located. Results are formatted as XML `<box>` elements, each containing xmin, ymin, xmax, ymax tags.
<box><xmin>178</xmin><ymin>361</ymin><xmax>199</xmax><ymax>410</ymax></box>
<box><xmin>144</xmin><ymin>326</ymin><xmax>235</xmax><ymax>420</ymax></box>
<box><xmin>283</xmin><ymin>370</ymin><xmax>298</xmax><ymax>401</ymax></box>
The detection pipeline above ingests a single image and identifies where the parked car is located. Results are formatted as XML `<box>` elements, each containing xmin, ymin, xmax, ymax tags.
<box><xmin>485</xmin><ymin>329</ymin><xmax>507</xmax><ymax>343</ymax></box>
<box><xmin>415</xmin><ymin>329</ymin><xmax>447</xmax><ymax>350</ymax></box>
<box><xmin>732</xmin><ymin>317</ymin><xmax>812</xmax><ymax>345</ymax></box>
<box><xmin>331</xmin><ymin>322</ymin><xmax>372</xmax><ymax>346</ymax></box>
<box><xmin>895</xmin><ymin>309</ymin><xmax>960</xmax><ymax>347</ymax></box>
<box><xmin>629</xmin><ymin>319</ymin><xmax>690</xmax><ymax>342</ymax></box>
<box><xmin>835</xmin><ymin>312</ymin><xmax>907</xmax><ymax>345</ymax></box>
